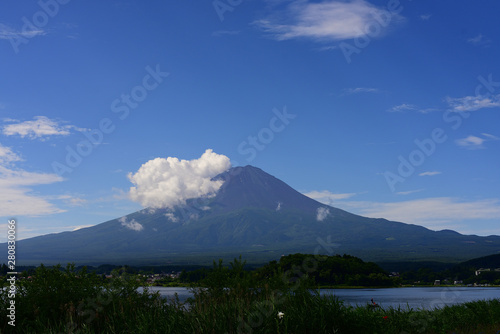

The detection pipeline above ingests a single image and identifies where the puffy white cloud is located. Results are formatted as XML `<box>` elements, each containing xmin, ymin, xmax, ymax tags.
<box><xmin>316</xmin><ymin>207</ymin><xmax>330</xmax><ymax>221</ymax></box>
<box><xmin>254</xmin><ymin>0</ymin><xmax>403</xmax><ymax>42</ymax></box>
<box><xmin>2</xmin><ymin>116</ymin><xmax>86</xmax><ymax>140</ymax></box>
<box><xmin>128</xmin><ymin>149</ymin><xmax>231</xmax><ymax>209</ymax></box>
<box><xmin>119</xmin><ymin>216</ymin><xmax>144</xmax><ymax>231</ymax></box>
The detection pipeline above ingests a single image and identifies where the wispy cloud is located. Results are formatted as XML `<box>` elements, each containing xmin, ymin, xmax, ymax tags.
<box><xmin>304</xmin><ymin>190</ymin><xmax>356</xmax><ymax>206</ymax></box>
<box><xmin>419</xmin><ymin>171</ymin><xmax>441</xmax><ymax>177</ymax></box>
<box><xmin>316</xmin><ymin>207</ymin><xmax>330</xmax><ymax>221</ymax></box>
<box><xmin>342</xmin><ymin>87</ymin><xmax>379</xmax><ymax>95</ymax></box>
<box><xmin>0</xmin><ymin>143</ymin><xmax>22</xmax><ymax>164</ymax></box>
<box><xmin>467</xmin><ymin>34</ymin><xmax>491</xmax><ymax>46</ymax></box>
<box><xmin>119</xmin><ymin>216</ymin><xmax>144</xmax><ymax>232</ymax></box>
<box><xmin>387</xmin><ymin>103</ymin><xmax>418</xmax><ymax>112</ymax></box>
<box><xmin>0</xmin><ymin>23</ymin><xmax>46</xmax><ymax>40</ymax></box>
<box><xmin>336</xmin><ymin>197</ymin><xmax>500</xmax><ymax>233</ymax></box>
<box><xmin>419</xmin><ymin>14</ymin><xmax>432</xmax><ymax>21</ymax></box>
<box><xmin>254</xmin><ymin>0</ymin><xmax>404</xmax><ymax>42</ymax></box>
<box><xmin>455</xmin><ymin>133</ymin><xmax>499</xmax><ymax>150</ymax></box>
<box><xmin>445</xmin><ymin>94</ymin><xmax>500</xmax><ymax>112</ymax></box>
<box><xmin>0</xmin><ymin>165</ymin><xmax>65</xmax><ymax>216</ymax></box>
<box><xmin>2</xmin><ymin>116</ymin><xmax>86</xmax><ymax>140</ymax></box>
<box><xmin>396</xmin><ymin>189</ymin><xmax>423</xmax><ymax>195</ymax></box>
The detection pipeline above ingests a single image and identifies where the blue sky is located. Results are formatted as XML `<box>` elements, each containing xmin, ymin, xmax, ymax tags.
<box><xmin>1</xmin><ymin>0</ymin><xmax>499</xmax><ymax>242</ymax></box>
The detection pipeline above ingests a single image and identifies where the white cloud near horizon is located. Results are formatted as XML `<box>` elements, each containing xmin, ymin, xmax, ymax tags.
<box><xmin>128</xmin><ymin>149</ymin><xmax>231</xmax><ymax>209</ymax></box>
<box><xmin>446</xmin><ymin>94</ymin><xmax>500</xmax><ymax>112</ymax></box>
<box><xmin>0</xmin><ymin>165</ymin><xmax>65</xmax><ymax>216</ymax></box>
<box><xmin>306</xmin><ymin>192</ymin><xmax>500</xmax><ymax>234</ymax></box>
<box><xmin>2</xmin><ymin>116</ymin><xmax>86</xmax><ymax>140</ymax></box>
<box><xmin>305</xmin><ymin>190</ymin><xmax>356</xmax><ymax>206</ymax></box>
<box><xmin>0</xmin><ymin>143</ymin><xmax>66</xmax><ymax>217</ymax></box>
<box><xmin>254</xmin><ymin>0</ymin><xmax>404</xmax><ymax>42</ymax></box>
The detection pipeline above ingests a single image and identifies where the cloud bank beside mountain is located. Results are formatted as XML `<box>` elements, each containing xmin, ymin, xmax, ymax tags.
<box><xmin>128</xmin><ymin>149</ymin><xmax>231</xmax><ymax>209</ymax></box>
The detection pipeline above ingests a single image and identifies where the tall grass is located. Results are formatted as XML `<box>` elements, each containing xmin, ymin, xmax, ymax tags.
<box><xmin>1</xmin><ymin>263</ymin><xmax>500</xmax><ymax>333</ymax></box>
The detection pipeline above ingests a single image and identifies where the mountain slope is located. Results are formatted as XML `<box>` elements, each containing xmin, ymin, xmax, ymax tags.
<box><xmin>11</xmin><ymin>165</ymin><xmax>500</xmax><ymax>265</ymax></box>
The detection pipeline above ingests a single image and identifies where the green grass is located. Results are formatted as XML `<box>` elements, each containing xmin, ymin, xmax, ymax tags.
<box><xmin>2</xmin><ymin>263</ymin><xmax>500</xmax><ymax>333</ymax></box>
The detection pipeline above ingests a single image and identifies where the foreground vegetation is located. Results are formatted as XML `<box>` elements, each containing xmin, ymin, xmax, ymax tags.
<box><xmin>2</xmin><ymin>257</ymin><xmax>500</xmax><ymax>333</ymax></box>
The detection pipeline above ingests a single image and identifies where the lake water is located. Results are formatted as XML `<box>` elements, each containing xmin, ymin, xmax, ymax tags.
<box><xmin>143</xmin><ymin>286</ymin><xmax>500</xmax><ymax>310</ymax></box>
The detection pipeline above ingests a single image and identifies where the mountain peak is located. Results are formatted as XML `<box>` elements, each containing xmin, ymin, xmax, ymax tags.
<box><xmin>211</xmin><ymin>165</ymin><xmax>321</xmax><ymax>213</ymax></box>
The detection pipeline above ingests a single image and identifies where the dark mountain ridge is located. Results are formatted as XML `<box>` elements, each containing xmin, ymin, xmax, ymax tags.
<box><xmin>9</xmin><ymin>165</ymin><xmax>500</xmax><ymax>265</ymax></box>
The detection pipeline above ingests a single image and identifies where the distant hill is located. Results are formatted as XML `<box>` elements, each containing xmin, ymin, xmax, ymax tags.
<box><xmin>458</xmin><ymin>253</ymin><xmax>500</xmax><ymax>269</ymax></box>
<box><xmin>9</xmin><ymin>165</ymin><xmax>500</xmax><ymax>266</ymax></box>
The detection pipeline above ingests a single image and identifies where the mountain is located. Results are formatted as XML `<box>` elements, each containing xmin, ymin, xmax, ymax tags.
<box><xmin>11</xmin><ymin>165</ymin><xmax>500</xmax><ymax>266</ymax></box>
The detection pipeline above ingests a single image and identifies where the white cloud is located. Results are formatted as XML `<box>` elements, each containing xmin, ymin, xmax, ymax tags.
<box><xmin>119</xmin><ymin>216</ymin><xmax>144</xmax><ymax>231</ymax></box>
<box><xmin>455</xmin><ymin>135</ymin><xmax>484</xmax><ymax>149</ymax></box>
<box><xmin>333</xmin><ymin>197</ymin><xmax>500</xmax><ymax>233</ymax></box>
<box><xmin>316</xmin><ymin>207</ymin><xmax>330</xmax><ymax>221</ymax></box>
<box><xmin>358</xmin><ymin>197</ymin><xmax>500</xmax><ymax>230</ymax></box>
<box><xmin>387</xmin><ymin>103</ymin><xmax>418</xmax><ymax>112</ymax></box>
<box><xmin>305</xmin><ymin>190</ymin><xmax>356</xmax><ymax>206</ymax></box>
<box><xmin>0</xmin><ymin>165</ymin><xmax>65</xmax><ymax>216</ymax></box>
<box><xmin>2</xmin><ymin>116</ymin><xmax>86</xmax><ymax>140</ymax></box>
<box><xmin>396</xmin><ymin>189</ymin><xmax>423</xmax><ymax>195</ymax></box>
<box><xmin>419</xmin><ymin>14</ymin><xmax>432</xmax><ymax>21</ymax></box>
<box><xmin>165</xmin><ymin>212</ymin><xmax>179</xmax><ymax>223</ymax></box>
<box><xmin>0</xmin><ymin>143</ymin><xmax>22</xmax><ymax>164</ymax></box>
<box><xmin>0</xmin><ymin>23</ymin><xmax>46</xmax><ymax>40</ymax></box>
<box><xmin>481</xmin><ymin>133</ymin><xmax>500</xmax><ymax>140</ymax></box>
<box><xmin>343</xmin><ymin>87</ymin><xmax>379</xmax><ymax>95</ymax></box>
<box><xmin>128</xmin><ymin>149</ymin><xmax>231</xmax><ymax>209</ymax></box>
<box><xmin>445</xmin><ymin>95</ymin><xmax>500</xmax><ymax>112</ymax></box>
<box><xmin>419</xmin><ymin>171</ymin><xmax>441</xmax><ymax>177</ymax></box>
<box><xmin>254</xmin><ymin>0</ymin><xmax>403</xmax><ymax>42</ymax></box>
<box><xmin>467</xmin><ymin>34</ymin><xmax>491</xmax><ymax>46</ymax></box>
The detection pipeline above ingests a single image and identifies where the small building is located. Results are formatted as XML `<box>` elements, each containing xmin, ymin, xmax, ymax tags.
<box><xmin>434</xmin><ymin>280</ymin><xmax>440</xmax><ymax>286</ymax></box>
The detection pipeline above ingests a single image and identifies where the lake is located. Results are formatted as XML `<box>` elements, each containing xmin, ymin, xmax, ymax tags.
<box><xmin>142</xmin><ymin>286</ymin><xmax>500</xmax><ymax>310</ymax></box>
